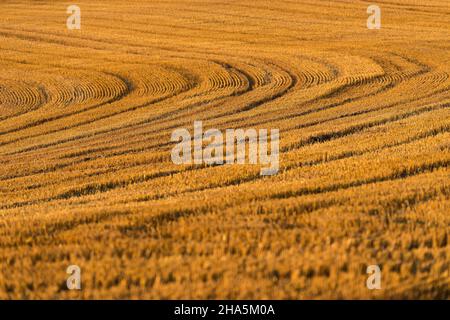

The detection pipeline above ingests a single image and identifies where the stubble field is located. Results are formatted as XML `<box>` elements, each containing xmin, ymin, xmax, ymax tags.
<box><xmin>0</xmin><ymin>0</ymin><xmax>449</xmax><ymax>299</ymax></box>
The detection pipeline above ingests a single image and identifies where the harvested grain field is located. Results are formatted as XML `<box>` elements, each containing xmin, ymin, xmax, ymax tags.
<box><xmin>0</xmin><ymin>0</ymin><xmax>449</xmax><ymax>299</ymax></box>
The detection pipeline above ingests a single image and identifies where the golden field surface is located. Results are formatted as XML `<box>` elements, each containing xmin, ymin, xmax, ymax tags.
<box><xmin>0</xmin><ymin>0</ymin><xmax>449</xmax><ymax>299</ymax></box>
